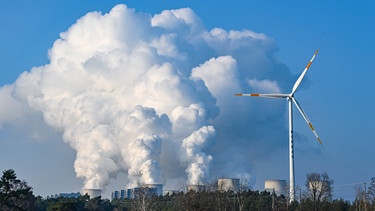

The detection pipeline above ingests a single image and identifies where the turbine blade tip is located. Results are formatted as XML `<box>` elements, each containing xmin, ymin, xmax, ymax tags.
<box><xmin>234</xmin><ymin>94</ymin><xmax>243</xmax><ymax>96</ymax></box>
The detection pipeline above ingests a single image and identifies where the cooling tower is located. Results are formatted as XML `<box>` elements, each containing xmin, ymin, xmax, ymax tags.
<box><xmin>82</xmin><ymin>189</ymin><xmax>101</xmax><ymax>198</ymax></box>
<box><xmin>218</xmin><ymin>178</ymin><xmax>240</xmax><ymax>192</ymax></box>
<box><xmin>264</xmin><ymin>180</ymin><xmax>286</xmax><ymax>196</ymax></box>
<box><xmin>186</xmin><ymin>185</ymin><xmax>206</xmax><ymax>192</ymax></box>
<box><xmin>164</xmin><ymin>190</ymin><xmax>180</xmax><ymax>196</ymax></box>
<box><xmin>144</xmin><ymin>184</ymin><xmax>163</xmax><ymax>196</ymax></box>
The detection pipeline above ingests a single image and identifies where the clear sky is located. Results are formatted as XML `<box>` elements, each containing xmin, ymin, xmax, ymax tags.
<box><xmin>0</xmin><ymin>0</ymin><xmax>374</xmax><ymax>201</ymax></box>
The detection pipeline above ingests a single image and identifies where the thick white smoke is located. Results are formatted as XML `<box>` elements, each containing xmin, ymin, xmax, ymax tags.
<box><xmin>179</xmin><ymin>126</ymin><xmax>215</xmax><ymax>185</ymax></box>
<box><xmin>1</xmin><ymin>4</ymin><xmax>295</xmax><ymax>190</ymax></box>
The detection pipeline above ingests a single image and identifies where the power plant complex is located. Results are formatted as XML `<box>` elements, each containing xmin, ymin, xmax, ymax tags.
<box><xmin>111</xmin><ymin>184</ymin><xmax>164</xmax><ymax>200</ymax></box>
<box><xmin>48</xmin><ymin>178</ymin><xmax>291</xmax><ymax>200</ymax></box>
<box><xmin>111</xmin><ymin>178</ymin><xmax>242</xmax><ymax>200</ymax></box>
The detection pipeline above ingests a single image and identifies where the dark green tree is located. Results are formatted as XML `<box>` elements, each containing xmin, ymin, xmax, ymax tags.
<box><xmin>328</xmin><ymin>199</ymin><xmax>351</xmax><ymax>211</ymax></box>
<box><xmin>111</xmin><ymin>198</ymin><xmax>131</xmax><ymax>211</ymax></box>
<box><xmin>0</xmin><ymin>169</ymin><xmax>35</xmax><ymax>210</ymax></box>
<box><xmin>45</xmin><ymin>195</ymin><xmax>86</xmax><ymax>211</ymax></box>
<box><xmin>173</xmin><ymin>190</ymin><xmax>214</xmax><ymax>211</ymax></box>
<box><xmin>84</xmin><ymin>196</ymin><xmax>114</xmax><ymax>211</ymax></box>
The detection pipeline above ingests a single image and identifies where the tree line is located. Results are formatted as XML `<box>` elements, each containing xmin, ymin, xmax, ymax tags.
<box><xmin>1</xmin><ymin>169</ymin><xmax>375</xmax><ymax>210</ymax></box>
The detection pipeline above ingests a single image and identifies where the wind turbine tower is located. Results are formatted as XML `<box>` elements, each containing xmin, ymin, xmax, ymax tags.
<box><xmin>235</xmin><ymin>49</ymin><xmax>322</xmax><ymax>202</ymax></box>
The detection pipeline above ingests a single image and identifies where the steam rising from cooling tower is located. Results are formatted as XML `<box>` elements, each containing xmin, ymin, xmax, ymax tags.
<box><xmin>1</xmin><ymin>4</ymin><xmax>296</xmax><ymax>190</ymax></box>
<box><xmin>82</xmin><ymin>189</ymin><xmax>102</xmax><ymax>199</ymax></box>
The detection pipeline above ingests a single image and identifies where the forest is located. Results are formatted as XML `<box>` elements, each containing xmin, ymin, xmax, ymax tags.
<box><xmin>1</xmin><ymin>169</ymin><xmax>374</xmax><ymax>211</ymax></box>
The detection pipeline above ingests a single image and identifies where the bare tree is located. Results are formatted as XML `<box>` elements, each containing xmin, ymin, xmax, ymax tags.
<box><xmin>129</xmin><ymin>184</ymin><xmax>158</xmax><ymax>211</ymax></box>
<box><xmin>367</xmin><ymin>177</ymin><xmax>375</xmax><ymax>206</ymax></box>
<box><xmin>303</xmin><ymin>172</ymin><xmax>333</xmax><ymax>211</ymax></box>
<box><xmin>235</xmin><ymin>178</ymin><xmax>249</xmax><ymax>211</ymax></box>
<box><xmin>354</xmin><ymin>184</ymin><xmax>368</xmax><ymax>211</ymax></box>
<box><xmin>215</xmin><ymin>179</ymin><xmax>233</xmax><ymax>211</ymax></box>
<box><xmin>305</xmin><ymin>172</ymin><xmax>333</xmax><ymax>202</ymax></box>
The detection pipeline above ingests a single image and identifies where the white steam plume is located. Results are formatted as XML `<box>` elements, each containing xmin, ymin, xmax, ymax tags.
<box><xmin>179</xmin><ymin>126</ymin><xmax>215</xmax><ymax>185</ymax></box>
<box><xmin>1</xmin><ymin>4</ymin><xmax>295</xmax><ymax>190</ymax></box>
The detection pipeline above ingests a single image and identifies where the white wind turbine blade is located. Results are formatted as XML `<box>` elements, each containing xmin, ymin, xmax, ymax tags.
<box><xmin>235</xmin><ymin>93</ymin><xmax>289</xmax><ymax>98</ymax></box>
<box><xmin>291</xmin><ymin>49</ymin><xmax>319</xmax><ymax>95</ymax></box>
<box><xmin>292</xmin><ymin>97</ymin><xmax>323</xmax><ymax>145</ymax></box>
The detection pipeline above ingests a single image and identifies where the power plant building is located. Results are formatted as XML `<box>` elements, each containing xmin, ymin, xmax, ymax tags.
<box><xmin>111</xmin><ymin>190</ymin><xmax>126</xmax><ymax>200</ymax></box>
<box><xmin>47</xmin><ymin>192</ymin><xmax>80</xmax><ymax>199</ymax></box>
<box><xmin>127</xmin><ymin>187</ymin><xmax>158</xmax><ymax>199</ymax></box>
<box><xmin>112</xmin><ymin>184</ymin><xmax>163</xmax><ymax>200</ymax></box>
<box><xmin>144</xmin><ymin>184</ymin><xmax>163</xmax><ymax>196</ymax></box>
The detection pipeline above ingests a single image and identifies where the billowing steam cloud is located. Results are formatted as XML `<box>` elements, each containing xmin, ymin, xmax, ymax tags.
<box><xmin>0</xmin><ymin>4</ymin><xmax>295</xmax><ymax>190</ymax></box>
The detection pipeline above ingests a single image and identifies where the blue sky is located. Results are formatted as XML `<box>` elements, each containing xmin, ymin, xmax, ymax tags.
<box><xmin>0</xmin><ymin>0</ymin><xmax>374</xmax><ymax>200</ymax></box>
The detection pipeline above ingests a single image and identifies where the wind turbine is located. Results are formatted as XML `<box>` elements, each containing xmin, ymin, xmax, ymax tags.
<box><xmin>235</xmin><ymin>49</ymin><xmax>322</xmax><ymax>202</ymax></box>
